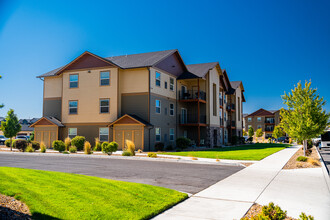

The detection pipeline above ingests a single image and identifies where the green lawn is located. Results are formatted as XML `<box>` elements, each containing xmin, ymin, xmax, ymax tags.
<box><xmin>0</xmin><ymin>167</ymin><xmax>187</xmax><ymax>219</ymax></box>
<box><xmin>159</xmin><ymin>143</ymin><xmax>290</xmax><ymax>161</ymax></box>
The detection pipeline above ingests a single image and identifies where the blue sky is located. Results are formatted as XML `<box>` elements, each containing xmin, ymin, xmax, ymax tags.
<box><xmin>0</xmin><ymin>0</ymin><xmax>329</xmax><ymax>119</ymax></box>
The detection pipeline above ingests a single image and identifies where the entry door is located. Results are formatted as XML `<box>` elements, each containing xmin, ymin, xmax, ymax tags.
<box><xmin>181</xmin><ymin>108</ymin><xmax>187</xmax><ymax>124</ymax></box>
<box><xmin>181</xmin><ymin>85</ymin><xmax>187</xmax><ymax>99</ymax></box>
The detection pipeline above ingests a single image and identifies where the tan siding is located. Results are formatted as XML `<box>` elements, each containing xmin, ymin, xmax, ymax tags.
<box><xmin>44</xmin><ymin>76</ymin><xmax>62</xmax><ymax>98</ymax></box>
<box><xmin>149</xmin><ymin>67</ymin><xmax>176</xmax><ymax>99</ymax></box>
<box><xmin>119</xmin><ymin>68</ymin><xmax>149</xmax><ymax>93</ymax></box>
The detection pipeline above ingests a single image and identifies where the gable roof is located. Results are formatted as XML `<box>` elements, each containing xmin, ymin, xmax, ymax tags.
<box><xmin>38</xmin><ymin>50</ymin><xmax>180</xmax><ymax>78</ymax></box>
<box><xmin>108</xmin><ymin>114</ymin><xmax>153</xmax><ymax>127</ymax></box>
<box><xmin>186</xmin><ymin>62</ymin><xmax>218</xmax><ymax>78</ymax></box>
<box><xmin>246</xmin><ymin>108</ymin><xmax>276</xmax><ymax>117</ymax></box>
<box><xmin>230</xmin><ymin>81</ymin><xmax>241</xmax><ymax>89</ymax></box>
<box><xmin>30</xmin><ymin>116</ymin><xmax>64</xmax><ymax>127</ymax></box>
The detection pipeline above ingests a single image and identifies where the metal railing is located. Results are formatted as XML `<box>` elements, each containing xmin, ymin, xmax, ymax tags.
<box><xmin>226</xmin><ymin>104</ymin><xmax>235</xmax><ymax>110</ymax></box>
<box><xmin>178</xmin><ymin>89</ymin><xmax>206</xmax><ymax>101</ymax></box>
<box><xmin>179</xmin><ymin>114</ymin><xmax>206</xmax><ymax>124</ymax></box>
<box><xmin>265</xmin><ymin>118</ymin><xmax>275</xmax><ymax>124</ymax></box>
<box><xmin>265</xmin><ymin>127</ymin><xmax>274</xmax><ymax>132</ymax></box>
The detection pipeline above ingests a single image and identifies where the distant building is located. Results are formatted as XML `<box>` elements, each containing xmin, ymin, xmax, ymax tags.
<box><xmin>0</xmin><ymin>118</ymin><xmax>39</xmax><ymax>137</ymax></box>
<box><xmin>244</xmin><ymin>109</ymin><xmax>280</xmax><ymax>138</ymax></box>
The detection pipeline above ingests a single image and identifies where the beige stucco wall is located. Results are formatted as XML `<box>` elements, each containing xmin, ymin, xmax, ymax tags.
<box><xmin>149</xmin><ymin>67</ymin><xmax>176</xmax><ymax>99</ymax></box>
<box><xmin>61</xmin><ymin>67</ymin><xmax>118</xmax><ymax>123</ymax></box>
<box><xmin>207</xmin><ymin>67</ymin><xmax>220</xmax><ymax>126</ymax></box>
<box><xmin>119</xmin><ymin>68</ymin><xmax>149</xmax><ymax>94</ymax></box>
<box><xmin>44</xmin><ymin>76</ymin><xmax>62</xmax><ymax>98</ymax></box>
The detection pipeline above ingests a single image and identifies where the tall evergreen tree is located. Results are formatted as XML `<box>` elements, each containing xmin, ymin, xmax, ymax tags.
<box><xmin>1</xmin><ymin>109</ymin><xmax>21</xmax><ymax>151</ymax></box>
<box><xmin>280</xmin><ymin>81</ymin><xmax>330</xmax><ymax>156</ymax></box>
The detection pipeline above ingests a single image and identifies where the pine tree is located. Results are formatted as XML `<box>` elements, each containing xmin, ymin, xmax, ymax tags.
<box><xmin>280</xmin><ymin>81</ymin><xmax>330</xmax><ymax>156</ymax></box>
<box><xmin>0</xmin><ymin>109</ymin><xmax>21</xmax><ymax>151</ymax></box>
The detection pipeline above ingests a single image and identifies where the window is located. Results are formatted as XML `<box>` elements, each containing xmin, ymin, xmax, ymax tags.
<box><xmin>170</xmin><ymin>103</ymin><xmax>174</xmax><ymax>116</ymax></box>
<box><xmin>69</xmin><ymin>74</ymin><xmax>78</xmax><ymax>88</ymax></box>
<box><xmin>99</xmin><ymin>128</ymin><xmax>109</xmax><ymax>142</ymax></box>
<box><xmin>155</xmin><ymin>72</ymin><xmax>161</xmax><ymax>87</ymax></box>
<box><xmin>213</xmin><ymin>84</ymin><xmax>217</xmax><ymax>116</ymax></box>
<box><xmin>100</xmin><ymin>71</ymin><xmax>110</xmax><ymax>86</ymax></box>
<box><xmin>100</xmin><ymin>99</ymin><xmax>109</xmax><ymax>113</ymax></box>
<box><xmin>170</xmin><ymin>128</ymin><xmax>175</xmax><ymax>141</ymax></box>
<box><xmin>164</xmin><ymin>81</ymin><xmax>168</xmax><ymax>89</ymax></box>
<box><xmin>68</xmin><ymin>128</ymin><xmax>77</xmax><ymax>139</ymax></box>
<box><xmin>257</xmin><ymin>125</ymin><xmax>262</xmax><ymax>129</ymax></box>
<box><xmin>69</xmin><ymin>101</ymin><xmax>78</xmax><ymax>114</ymax></box>
<box><xmin>257</xmin><ymin>117</ymin><xmax>261</xmax><ymax>122</ymax></box>
<box><xmin>248</xmin><ymin>125</ymin><xmax>252</xmax><ymax>129</ymax></box>
<box><xmin>219</xmin><ymin>92</ymin><xmax>223</xmax><ymax>106</ymax></box>
<box><xmin>155</xmin><ymin>100</ymin><xmax>161</xmax><ymax>114</ymax></box>
<box><xmin>224</xmin><ymin>95</ymin><xmax>227</xmax><ymax>104</ymax></box>
<box><xmin>170</xmin><ymin>78</ymin><xmax>174</xmax><ymax>91</ymax></box>
<box><xmin>248</xmin><ymin>117</ymin><xmax>252</xmax><ymax>122</ymax></box>
<box><xmin>224</xmin><ymin>112</ymin><xmax>227</xmax><ymax>121</ymax></box>
<box><xmin>155</xmin><ymin>128</ymin><xmax>161</xmax><ymax>142</ymax></box>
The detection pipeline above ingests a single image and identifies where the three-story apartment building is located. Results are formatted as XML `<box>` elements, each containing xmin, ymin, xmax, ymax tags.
<box><xmin>31</xmin><ymin>50</ymin><xmax>245</xmax><ymax>150</ymax></box>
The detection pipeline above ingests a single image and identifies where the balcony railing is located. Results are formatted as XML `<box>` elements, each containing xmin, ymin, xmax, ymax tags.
<box><xmin>220</xmin><ymin>118</ymin><xmax>224</xmax><ymax>126</ymax></box>
<box><xmin>219</xmin><ymin>99</ymin><xmax>223</xmax><ymax>106</ymax></box>
<box><xmin>265</xmin><ymin>127</ymin><xmax>274</xmax><ymax>132</ymax></box>
<box><xmin>179</xmin><ymin>89</ymin><xmax>206</xmax><ymax>101</ymax></box>
<box><xmin>265</xmin><ymin>118</ymin><xmax>275</xmax><ymax>124</ymax></box>
<box><xmin>179</xmin><ymin>114</ymin><xmax>206</xmax><ymax>125</ymax></box>
<box><xmin>226</xmin><ymin>104</ymin><xmax>235</xmax><ymax>111</ymax></box>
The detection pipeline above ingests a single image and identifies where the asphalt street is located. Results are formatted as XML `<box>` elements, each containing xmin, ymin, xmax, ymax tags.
<box><xmin>0</xmin><ymin>153</ymin><xmax>243</xmax><ymax>194</ymax></box>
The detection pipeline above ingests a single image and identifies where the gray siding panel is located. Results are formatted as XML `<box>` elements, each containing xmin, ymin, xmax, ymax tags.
<box><xmin>43</xmin><ymin>99</ymin><xmax>61</xmax><ymax>120</ymax></box>
<box><xmin>121</xmin><ymin>94</ymin><xmax>149</xmax><ymax>121</ymax></box>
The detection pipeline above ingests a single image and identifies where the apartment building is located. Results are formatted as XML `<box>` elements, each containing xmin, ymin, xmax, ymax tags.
<box><xmin>31</xmin><ymin>50</ymin><xmax>245</xmax><ymax>150</ymax></box>
<box><xmin>244</xmin><ymin>108</ymin><xmax>280</xmax><ymax>138</ymax></box>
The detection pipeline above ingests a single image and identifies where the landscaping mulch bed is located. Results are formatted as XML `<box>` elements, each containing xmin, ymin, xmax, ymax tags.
<box><xmin>242</xmin><ymin>203</ymin><xmax>296</xmax><ymax>220</ymax></box>
<box><xmin>0</xmin><ymin>194</ymin><xmax>31</xmax><ymax>220</ymax></box>
<box><xmin>283</xmin><ymin>146</ymin><xmax>320</xmax><ymax>169</ymax></box>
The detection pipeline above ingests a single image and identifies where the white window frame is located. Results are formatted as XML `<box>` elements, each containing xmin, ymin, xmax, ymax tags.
<box><xmin>68</xmin><ymin>128</ymin><xmax>77</xmax><ymax>139</ymax></box>
<box><xmin>155</xmin><ymin>128</ymin><xmax>161</xmax><ymax>142</ymax></box>
<box><xmin>100</xmin><ymin>71</ymin><xmax>110</xmax><ymax>86</ymax></box>
<box><xmin>100</xmin><ymin>99</ymin><xmax>110</xmax><ymax>113</ymax></box>
<box><xmin>155</xmin><ymin>72</ymin><xmax>161</xmax><ymax>87</ymax></box>
<box><xmin>169</xmin><ymin>128</ymin><xmax>175</xmax><ymax>141</ymax></box>
<box><xmin>69</xmin><ymin>100</ymin><xmax>78</xmax><ymax>115</ymax></box>
<box><xmin>69</xmin><ymin>74</ymin><xmax>79</xmax><ymax>88</ymax></box>
<box><xmin>170</xmin><ymin>78</ymin><xmax>174</xmax><ymax>91</ymax></box>
<box><xmin>155</xmin><ymin>100</ymin><xmax>161</xmax><ymax>114</ymax></box>
<box><xmin>169</xmin><ymin>103</ymin><xmax>174</xmax><ymax>116</ymax></box>
<box><xmin>99</xmin><ymin>127</ymin><xmax>109</xmax><ymax>142</ymax></box>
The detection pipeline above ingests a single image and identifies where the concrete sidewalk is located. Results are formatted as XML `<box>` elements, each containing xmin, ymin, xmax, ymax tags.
<box><xmin>155</xmin><ymin>145</ymin><xmax>330</xmax><ymax>220</ymax></box>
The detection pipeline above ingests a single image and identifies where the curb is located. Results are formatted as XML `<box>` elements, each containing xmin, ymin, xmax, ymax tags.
<box><xmin>316</xmin><ymin>149</ymin><xmax>330</xmax><ymax>192</ymax></box>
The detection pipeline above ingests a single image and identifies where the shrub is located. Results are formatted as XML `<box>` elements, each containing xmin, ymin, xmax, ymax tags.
<box><xmin>259</xmin><ymin>202</ymin><xmax>287</xmax><ymax>220</ymax></box>
<box><xmin>176</xmin><ymin>137</ymin><xmax>190</xmax><ymax>149</ymax></box>
<box><xmin>148</xmin><ymin>152</ymin><xmax>157</xmax><ymax>158</ymax></box>
<box><xmin>101</xmin><ymin>141</ymin><xmax>109</xmax><ymax>152</ymax></box>
<box><xmin>297</xmin><ymin>156</ymin><xmax>308</xmax><ymax>162</ymax></box>
<box><xmin>94</xmin><ymin>138</ymin><xmax>102</xmax><ymax>151</ymax></box>
<box><xmin>125</xmin><ymin>140</ymin><xmax>135</xmax><ymax>156</ymax></box>
<box><xmin>84</xmin><ymin>141</ymin><xmax>92</xmax><ymax>154</ymax></box>
<box><xmin>71</xmin><ymin>136</ymin><xmax>85</xmax><ymax>151</ymax></box>
<box><xmin>247</xmin><ymin>137</ymin><xmax>253</xmax><ymax>143</ymax></box>
<box><xmin>239</xmin><ymin>137</ymin><xmax>245</xmax><ymax>144</ymax></box>
<box><xmin>64</xmin><ymin>137</ymin><xmax>71</xmax><ymax>151</ymax></box>
<box><xmin>137</xmin><ymin>149</ymin><xmax>143</xmax><ymax>153</ymax></box>
<box><xmin>25</xmin><ymin>144</ymin><xmax>34</xmax><ymax>152</ymax></box>
<box><xmin>62</xmin><ymin>151</ymin><xmax>69</xmax><ymax>154</ymax></box>
<box><xmin>231</xmin><ymin>136</ymin><xmax>238</xmax><ymax>145</ymax></box>
<box><xmin>299</xmin><ymin>212</ymin><xmax>314</xmax><ymax>220</ymax></box>
<box><xmin>155</xmin><ymin>142</ymin><xmax>164</xmax><ymax>151</ymax></box>
<box><xmin>165</xmin><ymin>145</ymin><xmax>173</xmax><ymax>151</ymax></box>
<box><xmin>52</xmin><ymin>140</ymin><xmax>65</xmax><ymax>152</ymax></box>
<box><xmin>102</xmin><ymin>141</ymin><xmax>118</xmax><ymax>155</ymax></box>
<box><xmin>268</xmin><ymin>138</ymin><xmax>272</xmax><ymax>143</ymax></box>
<box><xmin>69</xmin><ymin>146</ymin><xmax>77</xmax><ymax>153</ymax></box>
<box><xmin>31</xmin><ymin>141</ymin><xmax>40</xmax><ymax>150</ymax></box>
<box><xmin>289</xmin><ymin>138</ymin><xmax>293</xmax><ymax>144</ymax></box>
<box><xmin>14</xmin><ymin>140</ymin><xmax>28</xmax><ymax>152</ymax></box>
<box><xmin>122</xmin><ymin>151</ymin><xmax>133</xmax><ymax>156</ymax></box>
<box><xmin>5</xmin><ymin>139</ymin><xmax>11</xmax><ymax>147</ymax></box>
<box><xmin>109</xmin><ymin>141</ymin><xmax>118</xmax><ymax>152</ymax></box>
<box><xmin>40</xmin><ymin>142</ymin><xmax>46</xmax><ymax>153</ymax></box>
<box><xmin>307</xmin><ymin>158</ymin><xmax>320</xmax><ymax>166</ymax></box>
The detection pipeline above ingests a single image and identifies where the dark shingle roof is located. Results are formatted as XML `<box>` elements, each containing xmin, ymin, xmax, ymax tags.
<box><xmin>186</xmin><ymin>62</ymin><xmax>218</xmax><ymax>78</ymax></box>
<box><xmin>128</xmin><ymin>114</ymin><xmax>153</xmax><ymax>127</ymax></box>
<box><xmin>44</xmin><ymin>116</ymin><xmax>64</xmax><ymax>127</ymax></box>
<box><xmin>247</xmin><ymin>109</ymin><xmax>275</xmax><ymax>117</ymax></box>
<box><xmin>105</xmin><ymin>49</ymin><xmax>177</xmax><ymax>69</ymax></box>
<box><xmin>38</xmin><ymin>49</ymin><xmax>178</xmax><ymax>78</ymax></box>
<box><xmin>230</xmin><ymin>81</ymin><xmax>242</xmax><ymax>90</ymax></box>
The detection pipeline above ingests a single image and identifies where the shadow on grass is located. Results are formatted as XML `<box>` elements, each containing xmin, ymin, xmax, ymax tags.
<box><xmin>32</xmin><ymin>212</ymin><xmax>61</xmax><ymax>220</ymax></box>
<box><xmin>0</xmin><ymin>206</ymin><xmax>32</xmax><ymax>220</ymax></box>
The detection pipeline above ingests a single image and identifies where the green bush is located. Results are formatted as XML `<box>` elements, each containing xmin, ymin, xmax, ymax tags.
<box><xmin>52</xmin><ymin>140</ymin><xmax>65</xmax><ymax>152</ymax></box>
<box><xmin>165</xmin><ymin>145</ymin><xmax>173</xmax><ymax>151</ymax></box>
<box><xmin>14</xmin><ymin>140</ymin><xmax>28</xmax><ymax>152</ymax></box>
<box><xmin>231</xmin><ymin>135</ymin><xmax>238</xmax><ymax>145</ymax></box>
<box><xmin>25</xmin><ymin>144</ymin><xmax>34</xmax><ymax>153</ymax></box>
<box><xmin>102</xmin><ymin>142</ymin><xmax>118</xmax><ymax>155</ymax></box>
<box><xmin>247</xmin><ymin>137</ymin><xmax>253</xmax><ymax>143</ymax></box>
<box><xmin>62</xmin><ymin>151</ymin><xmax>69</xmax><ymax>154</ymax></box>
<box><xmin>297</xmin><ymin>156</ymin><xmax>308</xmax><ymax>162</ymax></box>
<box><xmin>69</xmin><ymin>146</ymin><xmax>77</xmax><ymax>153</ymax></box>
<box><xmin>259</xmin><ymin>202</ymin><xmax>287</xmax><ymax>220</ymax></box>
<box><xmin>299</xmin><ymin>212</ymin><xmax>314</xmax><ymax>220</ymax></box>
<box><xmin>5</xmin><ymin>139</ymin><xmax>11</xmax><ymax>147</ymax></box>
<box><xmin>109</xmin><ymin>142</ymin><xmax>118</xmax><ymax>152</ymax></box>
<box><xmin>122</xmin><ymin>151</ymin><xmax>133</xmax><ymax>156</ymax></box>
<box><xmin>71</xmin><ymin>136</ymin><xmax>85</xmax><ymax>151</ymax></box>
<box><xmin>101</xmin><ymin>141</ymin><xmax>109</xmax><ymax>151</ymax></box>
<box><xmin>31</xmin><ymin>141</ymin><xmax>40</xmax><ymax>150</ymax></box>
<box><xmin>148</xmin><ymin>152</ymin><xmax>157</xmax><ymax>158</ymax></box>
<box><xmin>155</xmin><ymin>142</ymin><xmax>164</xmax><ymax>151</ymax></box>
<box><xmin>176</xmin><ymin>137</ymin><xmax>190</xmax><ymax>149</ymax></box>
<box><xmin>94</xmin><ymin>139</ymin><xmax>102</xmax><ymax>151</ymax></box>
<box><xmin>40</xmin><ymin>144</ymin><xmax>46</xmax><ymax>153</ymax></box>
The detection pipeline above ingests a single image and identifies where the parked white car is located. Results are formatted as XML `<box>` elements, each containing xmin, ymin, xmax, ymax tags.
<box><xmin>319</xmin><ymin>130</ymin><xmax>330</xmax><ymax>150</ymax></box>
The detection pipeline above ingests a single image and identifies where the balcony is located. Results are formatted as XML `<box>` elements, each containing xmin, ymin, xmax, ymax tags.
<box><xmin>179</xmin><ymin>114</ymin><xmax>206</xmax><ymax>126</ymax></box>
<box><xmin>220</xmin><ymin>118</ymin><xmax>224</xmax><ymax>126</ymax></box>
<box><xmin>265</xmin><ymin>127</ymin><xmax>274</xmax><ymax>132</ymax></box>
<box><xmin>179</xmin><ymin>89</ymin><xmax>206</xmax><ymax>102</ymax></box>
<box><xmin>265</xmin><ymin>118</ymin><xmax>275</xmax><ymax>124</ymax></box>
<box><xmin>226</xmin><ymin>104</ymin><xmax>235</xmax><ymax>111</ymax></box>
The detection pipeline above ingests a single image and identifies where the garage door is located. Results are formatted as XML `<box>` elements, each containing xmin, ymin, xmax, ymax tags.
<box><xmin>113</xmin><ymin>125</ymin><xmax>144</xmax><ymax>150</ymax></box>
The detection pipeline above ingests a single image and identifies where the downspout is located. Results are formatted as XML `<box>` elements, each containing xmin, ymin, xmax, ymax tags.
<box><xmin>148</xmin><ymin>67</ymin><xmax>151</xmax><ymax>151</ymax></box>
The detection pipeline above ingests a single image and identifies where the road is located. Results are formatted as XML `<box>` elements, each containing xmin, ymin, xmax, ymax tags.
<box><xmin>0</xmin><ymin>153</ymin><xmax>243</xmax><ymax>194</ymax></box>
<box><xmin>319</xmin><ymin>148</ymin><xmax>330</xmax><ymax>174</ymax></box>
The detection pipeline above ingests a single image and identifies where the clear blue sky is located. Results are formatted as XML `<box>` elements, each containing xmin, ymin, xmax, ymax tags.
<box><xmin>0</xmin><ymin>0</ymin><xmax>329</xmax><ymax>119</ymax></box>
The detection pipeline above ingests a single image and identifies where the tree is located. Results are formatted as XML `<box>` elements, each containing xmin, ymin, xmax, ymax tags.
<box><xmin>272</xmin><ymin>125</ymin><xmax>284</xmax><ymax>140</ymax></box>
<box><xmin>248</xmin><ymin>126</ymin><xmax>254</xmax><ymax>138</ymax></box>
<box><xmin>243</xmin><ymin>130</ymin><xmax>248</xmax><ymax>136</ymax></box>
<box><xmin>0</xmin><ymin>109</ymin><xmax>21</xmax><ymax>151</ymax></box>
<box><xmin>0</xmin><ymin>75</ymin><xmax>3</xmax><ymax>108</ymax></box>
<box><xmin>256</xmin><ymin>128</ymin><xmax>263</xmax><ymax>140</ymax></box>
<box><xmin>280</xmin><ymin>81</ymin><xmax>330</xmax><ymax>156</ymax></box>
